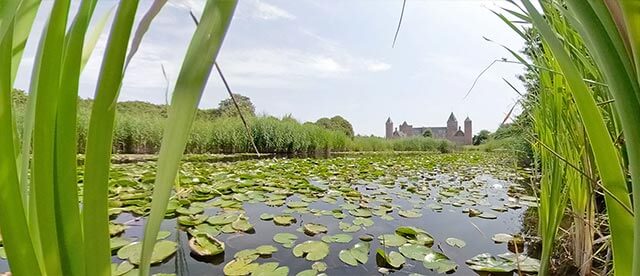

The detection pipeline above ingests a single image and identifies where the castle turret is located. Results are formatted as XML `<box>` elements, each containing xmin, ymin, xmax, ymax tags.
<box><xmin>446</xmin><ymin>112</ymin><xmax>458</xmax><ymax>138</ymax></box>
<box><xmin>385</xmin><ymin>117</ymin><xmax>393</xmax><ymax>139</ymax></box>
<box><xmin>464</xmin><ymin>116</ymin><xmax>472</xmax><ymax>145</ymax></box>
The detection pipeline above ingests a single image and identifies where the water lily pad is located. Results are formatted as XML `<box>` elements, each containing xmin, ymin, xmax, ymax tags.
<box><xmin>176</xmin><ymin>206</ymin><xmax>204</xmax><ymax>216</ymax></box>
<box><xmin>252</xmin><ymin>262</ymin><xmax>289</xmax><ymax>276</ymax></box>
<box><xmin>189</xmin><ymin>224</ymin><xmax>221</xmax><ymax>237</ymax></box>
<box><xmin>303</xmin><ymin>223</ymin><xmax>328</xmax><ymax>236</ymax></box>
<box><xmin>207</xmin><ymin>213</ymin><xmax>238</xmax><ymax>225</ymax></box>
<box><xmin>287</xmin><ymin>201</ymin><xmax>309</xmax><ymax>208</ymax></box>
<box><xmin>491</xmin><ymin>233</ymin><xmax>513</xmax><ymax>243</ymax></box>
<box><xmin>312</xmin><ymin>261</ymin><xmax>327</xmax><ymax>272</ymax></box>
<box><xmin>109</xmin><ymin>223</ymin><xmax>126</xmax><ymax>236</ymax></box>
<box><xmin>296</xmin><ymin>269</ymin><xmax>318</xmax><ymax>276</ymax></box>
<box><xmin>359</xmin><ymin>234</ymin><xmax>374</xmax><ymax>241</ymax></box>
<box><xmin>292</xmin><ymin>241</ymin><xmax>330</xmax><ymax>261</ymax></box>
<box><xmin>118</xmin><ymin>240</ymin><xmax>178</xmax><ymax>265</ymax></box>
<box><xmin>353</xmin><ymin>217</ymin><xmax>374</xmax><ymax>227</ymax></box>
<box><xmin>256</xmin><ymin>245</ymin><xmax>278</xmax><ymax>255</ymax></box>
<box><xmin>398</xmin><ymin>244</ymin><xmax>431</xmax><ymax>260</ymax></box>
<box><xmin>223</xmin><ymin>257</ymin><xmax>259</xmax><ymax>276</ymax></box>
<box><xmin>423</xmin><ymin>250</ymin><xmax>457</xmax><ymax>273</ymax></box>
<box><xmin>339</xmin><ymin>222</ymin><xmax>360</xmax><ymax>233</ymax></box>
<box><xmin>376</xmin><ymin>249</ymin><xmax>405</xmax><ymax>268</ymax></box>
<box><xmin>189</xmin><ymin>234</ymin><xmax>224</xmax><ymax>256</ymax></box>
<box><xmin>497</xmin><ymin>252</ymin><xmax>540</xmax><ymax>272</ymax></box>
<box><xmin>378</xmin><ymin>234</ymin><xmax>407</xmax><ymax>247</ymax></box>
<box><xmin>466</xmin><ymin>253</ymin><xmax>515</xmax><ymax>272</ymax></box>
<box><xmin>112</xmin><ymin>261</ymin><xmax>134</xmax><ymax>276</ymax></box>
<box><xmin>398</xmin><ymin>209</ymin><xmax>422</xmax><ymax>218</ymax></box>
<box><xmin>321</xmin><ymin>234</ymin><xmax>352</xmax><ymax>243</ymax></box>
<box><xmin>349</xmin><ymin>208</ymin><xmax>373</xmax><ymax>218</ymax></box>
<box><xmin>273</xmin><ymin>233</ymin><xmax>298</xmax><ymax>248</ymax></box>
<box><xmin>156</xmin><ymin>231</ymin><xmax>171</xmax><ymax>240</ymax></box>
<box><xmin>259</xmin><ymin>213</ymin><xmax>274</xmax><ymax>220</ymax></box>
<box><xmin>178</xmin><ymin>214</ymin><xmax>208</xmax><ymax>226</ymax></box>
<box><xmin>111</xmin><ymin>237</ymin><xmax>134</xmax><ymax>251</ymax></box>
<box><xmin>445</xmin><ymin>237</ymin><xmax>466</xmax><ymax>248</ymax></box>
<box><xmin>339</xmin><ymin>242</ymin><xmax>370</xmax><ymax>266</ymax></box>
<box><xmin>273</xmin><ymin>215</ymin><xmax>296</xmax><ymax>226</ymax></box>
<box><xmin>428</xmin><ymin>203</ymin><xmax>443</xmax><ymax>211</ymax></box>
<box><xmin>478</xmin><ymin>212</ymin><xmax>497</xmax><ymax>219</ymax></box>
<box><xmin>231</xmin><ymin>218</ymin><xmax>254</xmax><ymax>232</ymax></box>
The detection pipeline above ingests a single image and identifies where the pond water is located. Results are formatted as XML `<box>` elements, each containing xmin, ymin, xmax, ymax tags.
<box><xmin>0</xmin><ymin>152</ymin><xmax>539</xmax><ymax>275</ymax></box>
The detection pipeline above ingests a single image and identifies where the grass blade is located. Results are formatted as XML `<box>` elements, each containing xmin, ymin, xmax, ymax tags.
<box><xmin>138</xmin><ymin>1</ymin><xmax>237</xmax><ymax>274</ymax></box>
<box><xmin>11</xmin><ymin>0</ymin><xmax>41</xmax><ymax>83</ymax></box>
<box><xmin>0</xmin><ymin>20</ymin><xmax>42</xmax><ymax>276</ymax></box>
<box><xmin>82</xmin><ymin>1</ymin><xmax>139</xmax><ymax>275</ymax></box>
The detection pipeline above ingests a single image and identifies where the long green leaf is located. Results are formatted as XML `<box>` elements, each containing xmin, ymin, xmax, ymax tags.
<box><xmin>31</xmin><ymin>0</ymin><xmax>71</xmax><ymax>274</ymax></box>
<box><xmin>80</xmin><ymin>5</ymin><xmax>114</xmax><ymax>72</ymax></box>
<box><xmin>522</xmin><ymin>1</ymin><xmax>634</xmax><ymax>275</ymax></box>
<box><xmin>138</xmin><ymin>1</ymin><xmax>237</xmax><ymax>274</ymax></box>
<box><xmin>0</xmin><ymin>19</ymin><xmax>42</xmax><ymax>276</ymax></box>
<box><xmin>55</xmin><ymin>0</ymin><xmax>98</xmax><ymax>275</ymax></box>
<box><xmin>11</xmin><ymin>0</ymin><xmax>41</xmax><ymax>83</ymax></box>
<box><xmin>82</xmin><ymin>1</ymin><xmax>139</xmax><ymax>275</ymax></box>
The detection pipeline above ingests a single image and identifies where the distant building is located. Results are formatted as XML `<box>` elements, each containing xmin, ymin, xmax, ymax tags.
<box><xmin>385</xmin><ymin>113</ymin><xmax>473</xmax><ymax>145</ymax></box>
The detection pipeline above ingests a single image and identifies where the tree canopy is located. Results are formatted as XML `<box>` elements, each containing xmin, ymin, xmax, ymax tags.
<box><xmin>315</xmin><ymin>116</ymin><xmax>354</xmax><ymax>137</ymax></box>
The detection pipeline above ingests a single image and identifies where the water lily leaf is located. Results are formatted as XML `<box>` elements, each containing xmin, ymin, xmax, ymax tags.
<box><xmin>223</xmin><ymin>257</ymin><xmax>260</xmax><ymax>276</ymax></box>
<box><xmin>303</xmin><ymin>223</ymin><xmax>328</xmax><ymax>236</ymax></box>
<box><xmin>273</xmin><ymin>233</ymin><xmax>298</xmax><ymax>248</ymax></box>
<box><xmin>112</xmin><ymin>261</ymin><xmax>134</xmax><ymax>276</ymax></box>
<box><xmin>398</xmin><ymin>209</ymin><xmax>422</xmax><ymax>218</ymax></box>
<box><xmin>339</xmin><ymin>222</ymin><xmax>360</xmax><ymax>233</ymax></box>
<box><xmin>176</xmin><ymin>206</ymin><xmax>204</xmax><ymax>216</ymax></box>
<box><xmin>339</xmin><ymin>242</ymin><xmax>370</xmax><ymax>266</ymax></box>
<box><xmin>353</xmin><ymin>217</ymin><xmax>374</xmax><ymax>227</ymax></box>
<box><xmin>445</xmin><ymin>237</ymin><xmax>466</xmax><ymax>248</ymax></box>
<box><xmin>376</xmin><ymin>249</ymin><xmax>405</xmax><ymax>268</ymax></box>
<box><xmin>378</xmin><ymin>234</ymin><xmax>407</xmax><ymax>247</ymax></box>
<box><xmin>178</xmin><ymin>214</ymin><xmax>208</xmax><ymax>226</ymax></box>
<box><xmin>207</xmin><ymin>213</ymin><xmax>238</xmax><ymax>225</ymax></box>
<box><xmin>349</xmin><ymin>208</ymin><xmax>373</xmax><ymax>218</ymax></box>
<box><xmin>189</xmin><ymin>224</ymin><xmax>221</xmax><ymax>237</ymax></box>
<box><xmin>273</xmin><ymin>215</ymin><xmax>297</xmax><ymax>226</ymax></box>
<box><xmin>423</xmin><ymin>250</ymin><xmax>457</xmax><ymax>273</ymax></box>
<box><xmin>398</xmin><ymin>244</ymin><xmax>431</xmax><ymax>260</ymax></box>
<box><xmin>189</xmin><ymin>234</ymin><xmax>224</xmax><ymax>256</ymax></box>
<box><xmin>252</xmin><ymin>262</ymin><xmax>289</xmax><ymax>276</ymax></box>
<box><xmin>234</xmin><ymin>249</ymin><xmax>259</xmax><ymax>259</ymax></box>
<box><xmin>118</xmin><ymin>240</ymin><xmax>177</xmax><ymax>265</ymax></box>
<box><xmin>157</xmin><ymin>231</ymin><xmax>171</xmax><ymax>240</ymax></box>
<box><xmin>287</xmin><ymin>201</ymin><xmax>309</xmax><ymax>208</ymax></box>
<box><xmin>256</xmin><ymin>245</ymin><xmax>278</xmax><ymax>255</ymax></box>
<box><xmin>109</xmin><ymin>223</ymin><xmax>127</xmax><ymax>236</ymax></box>
<box><xmin>292</xmin><ymin>241</ymin><xmax>330</xmax><ymax>261</ymax></box>
<box><xmin>321</xmin><ymin>234</ymin><xmax>352</xmax><ymax>243</ymax></box>
<box><xmin>260</xmin><ymin>213</ymin><xmax>274</xmax><ymax>220</ymax></box>
<box><xmin>312</xmin><ymin>261</ymin><xmax>327</xmax><ymax>272</ymax></box>
<box><xmin>497</xmin><ymin>252</ymin><xmax>540</xmax><ymax>273</ymax></box>
<box><xmin>231</xmin><ymin>218</ymin><xmax>254</xmax><ymax>232</ymax></box>
<box><xmin>491</xmin><ymin>233</ymin><xmax>513</xmax><ymax>243</ymax></box>
<box><xmin>466</xmin><ymin>253</ymin><xmax>515</xmax><ymax>272</ymax></box>
<box><xmin>296</xmin><ymin>269</ymin><xmax>318</xmax><ymax>276</ymax></box>
<box><xmin>428</xmin><ymin>203</ymin><xmax>443</xmax><ymax>210</ymax></box>
<box><xmin>478</xmin><ymin>212</ymin><xmax>497</xmax><ymax>219</ymax></box>
<box><xmin>359</xmin><ymin>234</ymin><xmax>374</xmax><ymax>241</ymax></box>
<box><xmin>111</xmin><ymin>237</ymin><xmax>134</xmax><ymax>251</ymax></box>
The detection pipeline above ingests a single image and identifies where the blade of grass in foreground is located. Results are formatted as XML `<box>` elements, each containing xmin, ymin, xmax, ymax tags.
<box><xmin>55</xmin><ymin>0</ymin><xmax>98</xmax><ymax>274</ymax></box>
<box><xmin>82</xmin><ymin>1</ymin><xmax>139</xmax><ymax>275</ymax></box>
<box><xmin>31</xmin><ymin>0</ymin><xmax>71</xmax><ymax>274</ymax></box>
<box><xmin>523</xmin><ymin>1</ymin><xmax>633</xmax><ymax>275</ymax></box>
<box><xmin>0</xmin><ymin>20</ymin><xmax>42</xmax><ymax>276</ymax></box>
<box><xmin>138</xmin><ymin>1</ymin><xmax>237</xmax><ymax>274</ymax></box>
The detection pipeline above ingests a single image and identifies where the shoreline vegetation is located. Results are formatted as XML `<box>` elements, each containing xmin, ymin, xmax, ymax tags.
<box><xmin>12</xmin><ymin>89</ymin><xmax>457</xmax><ymax>154</ymax></box>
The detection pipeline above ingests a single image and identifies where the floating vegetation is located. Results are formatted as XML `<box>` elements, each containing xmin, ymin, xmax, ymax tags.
<box><xmin>33</xmin><ymin>152</ymin><xmax>537</xmax><ymax>275</ymax></box>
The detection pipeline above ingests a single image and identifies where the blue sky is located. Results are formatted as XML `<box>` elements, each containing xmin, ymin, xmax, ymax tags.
<box><xmin>15</xmin><ymin>0</ymin><xmax>526</xmax><ymax>136</ymax></box>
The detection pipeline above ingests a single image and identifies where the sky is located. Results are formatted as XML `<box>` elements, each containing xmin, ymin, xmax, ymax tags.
<box><xmin>15</xmin><ymin>0</ymin><xmax>527</xmax><ymax>137</ymax></box>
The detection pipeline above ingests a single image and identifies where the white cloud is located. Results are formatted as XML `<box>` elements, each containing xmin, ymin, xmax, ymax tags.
<box><xmin>310</xmin><ymin>57</ymin><xmax>349</xmax><ymax>73</ymax></box>
<box><xmin>366</xmin><ymin>61</ymin><xmax>391</xmax><ymax>72</ymax></box>
<box><xmin>253</xmin><ymin>0</ymin><xmax>295</xmax><ymax>20</ymax></box>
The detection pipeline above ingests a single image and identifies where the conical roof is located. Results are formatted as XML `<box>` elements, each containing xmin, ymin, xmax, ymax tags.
<box><xmin>386</xmin><ymin>117</ymin><xmax>392</xmax><ymax>124</ymax></box>
<box><xmin>447</xmin><ymin>112</ymin><xmax>457</xmax><ymax>122</ymax></box>
<box><xmin>465</xmin><ymin>116</ymin><xmax>471</xmax><ymax>122</ymax></box>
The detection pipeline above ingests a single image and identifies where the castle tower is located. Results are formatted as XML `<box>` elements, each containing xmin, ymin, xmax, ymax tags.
<box><xmin>446</xmin><ymin>112</ymin><xmax>458</xmax><ymax>138</ymax></box>
<box><xmin>464</xmin><ymin>116</ymin><xmax>472</xmax><ymax>145</ymax></box>
<box><xmin>385</xmin><ymin>117</ymin><xmax>393</xmax><ymax>139</ymax></box>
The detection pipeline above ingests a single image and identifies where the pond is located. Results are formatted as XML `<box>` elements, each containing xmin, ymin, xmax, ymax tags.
<box><xmin>1</xmin><ymin>152</ymin><xmax>540</xmax><ymax>275</ymax></box>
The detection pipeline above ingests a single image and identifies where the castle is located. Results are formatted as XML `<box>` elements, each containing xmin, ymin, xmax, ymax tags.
<box><xmin>385</xmin><ymin>113</ymin><xmax>472</xmax><ymax>145</ymax></box>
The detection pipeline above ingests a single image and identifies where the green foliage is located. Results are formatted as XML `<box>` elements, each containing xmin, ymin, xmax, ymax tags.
<box><xmin>422</xmin><ymin>129</ymin><xmax>432</xmax><ymax>138</ymax></box>
<box><xmin>217</xmin><ymin>93</ymin><xmax>255</xmax><ymax>118</ymax></box>
<box><xmin>315</xmin><ymin>115</ymin><xmax>354</xmax><ymax>137</ymax></box>
<box><xmin>472</xmin><ymin>130</ymin><xmax>490</xmax><ymax>145</ymax></box>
